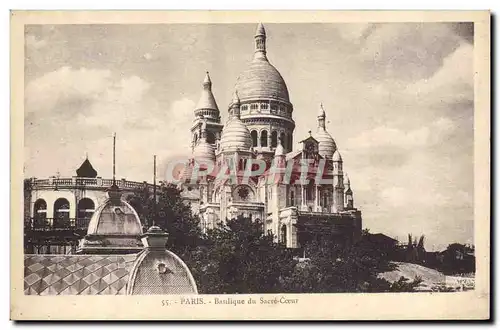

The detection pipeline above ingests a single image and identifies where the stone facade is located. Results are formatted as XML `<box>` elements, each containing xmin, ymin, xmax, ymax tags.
<box><xmin>180</xmin><ymin>24</ymin><xmax>362</xmax><ymax>248</ymax></box>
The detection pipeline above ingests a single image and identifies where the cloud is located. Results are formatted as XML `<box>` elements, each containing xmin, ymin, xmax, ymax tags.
<box><xmin>25</xmin><ymin>34</ymin><xmax>47</xmax><ymax>50</ymax></box>
<box><xmin>451</xmin><ymin>22</ymin><xmax>474</xmax><ymax>43</ymax></box>
<box><xmin>336</xmin><ymin>24</ymin><xmax>376</xmax><ymax>43</ymax></box>
<box><xmin>25</xmin><ymin>66</ymin><xmax>112</xmax><ymax>117</ymax></box>
<box><xmin>24</xmin><ymin>66</ymin><xmax>196</xmax><ymax>181</ymax></box>
<box><xmin>380</xmin><ymin>186</ymin><xmax>471</xmax><ymax>208</ymax></box>
<box><xmin>356</xmin><ymin>23</ymin><xmax>464</xmax><ymax>82</ymax></box>
<box><xmin>407</xmin><ymin>42</ymin><xmax>473</xmax><ymax>103</ymax></box>
<box><xmin>346</xmin><ymin>117</ymin><xmax>456</xmax><ymax>150</ymax></box>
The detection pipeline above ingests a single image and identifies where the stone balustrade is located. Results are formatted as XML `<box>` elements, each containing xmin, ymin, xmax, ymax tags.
<box><xmin>28</xmin><ymin>177</ymin><xmax>159</xmax><ymax>191</ymax></box>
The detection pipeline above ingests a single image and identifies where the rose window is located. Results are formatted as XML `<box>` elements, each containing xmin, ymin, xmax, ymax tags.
<box><xmin>238</xmin><ymin>187</ymin><xmax>250</xmax><ymax>201</ymax></box>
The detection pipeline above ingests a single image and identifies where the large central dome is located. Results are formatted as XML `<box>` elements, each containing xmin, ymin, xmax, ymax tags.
<box><xmin>234</xmin><ymin>23</ymin><xmax>290</xmax><ymax>103</ymax></box>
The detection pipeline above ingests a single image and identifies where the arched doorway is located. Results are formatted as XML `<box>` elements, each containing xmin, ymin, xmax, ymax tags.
<box><xmin>53</xmin><ymin>198</ymin><xmax>70</xmax><ymax>228</ymax></box>
<box><xmin>33</xmin><ymin>199</ymin><xmax>47</xmax><ymax>227</ymax></box>
<box><xmin>77</xmin><ymin>198</ymin><xmax>95</xmax><ymax>228</ymax></box>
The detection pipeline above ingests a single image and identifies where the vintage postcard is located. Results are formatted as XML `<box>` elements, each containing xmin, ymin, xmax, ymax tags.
<box><xmin>11</xmin><ymin>10</ymin><xmax>490</xmax><ymax>320</ymax></box>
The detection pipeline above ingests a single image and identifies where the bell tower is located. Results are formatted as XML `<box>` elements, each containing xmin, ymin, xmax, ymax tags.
<box><xmin>191</xmin><ymin>72</ymin><xmax>224</xmax><ymax>151</ymax></box>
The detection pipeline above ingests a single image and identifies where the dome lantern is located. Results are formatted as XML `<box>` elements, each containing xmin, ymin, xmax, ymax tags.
<box><xmin>254</xmin><ymin>22</ymin><xmax>267</xmax><ymax>61</ymax></box>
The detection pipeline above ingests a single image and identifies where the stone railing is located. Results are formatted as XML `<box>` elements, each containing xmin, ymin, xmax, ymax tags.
<box><xmin>24</xmin><ymin>217</ymin><xmax>92</xmax><ymax>231</ymax></box>
<box><xmin>28</xmin><ymin>177</ymin><xmax>159</xmax><ymax>191</ymax></box>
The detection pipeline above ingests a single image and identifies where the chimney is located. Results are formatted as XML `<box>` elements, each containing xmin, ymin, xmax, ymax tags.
<box><xmin>141</xmin><ymin>225</ymin><xmax>168</xmax><ymax>250</ymax></box>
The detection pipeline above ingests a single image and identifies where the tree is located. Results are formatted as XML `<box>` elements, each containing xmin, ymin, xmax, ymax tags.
<box><xmin>437</xmin><ymin>243</ymin><xmax>475</xmax><ymax>275</ymax></box>
<box><xmin>389</xmin><ymin>276</ymin><xmax>423</xmax><ymax>292</ymax></box>
<box><xmin>188</xmin><ymin>216</ymin><xmax>297</xmax><ymax>294</ymax></box>
<box><xmin>126</xmin><ymin>183</ymin><xmax>203</xmax><ymax>258</ymax></box>
<box><xmin>282</xmin><ymin>235</ymin><xmax>398</xmax><ymax>293</ymax></box>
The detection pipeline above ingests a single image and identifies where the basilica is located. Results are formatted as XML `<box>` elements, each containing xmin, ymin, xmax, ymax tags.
<box><xmin>179</xmin><ymin>23</ymin><xmax>362</xmax><ymax>248</ymax></box>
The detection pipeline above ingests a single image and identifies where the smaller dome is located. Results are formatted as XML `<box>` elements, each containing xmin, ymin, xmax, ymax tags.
<box><xmin>193</xmin><ymin>140</ymin><xmax>215</xmax><ymax>163</ymax></box>
<box><xmin>179</xmin><ymin>161</ymin><xmax>194</xmax><ymax>182</ymax></box>
<box><xmin>314</xmin><ymin>103</ymin><xmax>336</xmax><ymax>159</ymax></box>
<box><xmin>315</xmin><ymin>130</ymin><xmax>337</xmax><ymax>158</ymax></box>
<box><xmin>87</xmin><ymin>197</ymin><xmax>143</xmax><ymax>236</ymax></box>
<box><xmin>220</xmin><ymin>91</ymin><xmax>252</xmax><ymax>152</ymax></box>
<box><xmin>332</xmin><ymin>150</ymin><xmax>343</xmax><ymax>162</ymax></box>
<box><xmin>220</xmin><ymin>119</ymin><xmax>252</xmax><ymax>151</ymax></box>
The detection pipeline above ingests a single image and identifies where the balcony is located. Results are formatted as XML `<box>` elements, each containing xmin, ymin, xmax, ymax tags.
<box><xmin>27</xmin><ymin>177</ymin><xmax>159</xmax><ymax>192</ymax></box>
<box><xmin>24</xmin><ymin>217</ymin><xmax>92</xmax><ymax>232</ymax></box>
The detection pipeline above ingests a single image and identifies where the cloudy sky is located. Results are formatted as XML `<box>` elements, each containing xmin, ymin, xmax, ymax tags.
<box><xmin>24</xmin><ymin>22</ymin><xmax>474</xmax><ymax>251</ymax></box>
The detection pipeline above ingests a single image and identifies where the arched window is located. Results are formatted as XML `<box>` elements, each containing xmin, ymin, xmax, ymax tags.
<box><xmin>260</xmin><ymin>130</ymin><xmax>268</xmax><ymax>147</ymax></box>
<box><xmin>207</xmin><ymin>131</ymin><xmax>216</xmax><ymax>144</ymax></box>
<box><xmin>287</xmin><ymin>133</ymin><xmax>293</xmax><ymax>151</ymax></box>
<box><xmin>78</xmin><ymin>198</ymin><xmax>95</xmax><ymax>221</ymax></box>
<box><xmin>281</xmin><ymin>225</ymin><xmax>287</xmax><ymax>245</ymax></box>
<box><xmin>54</xmin><ymin>198</ymin><xmax>70</xmax><ymax>227</ymax></box>
<box><xmin>322</xmin><ymin>189</ymin><xmax>328</xmax><ymax>208</ymax></box>
<box><xmin>289</xmin><ymin>190</ymin><xmax>295</xmax><ymax>206</ymax></box>
<box><xmin>33</xmin><ymin>199</ymin><xmax>47</xmax><ymax>225</ymax></box>
<box><xmin>271</xmin><ymin>131</ymin><xmax>278</xmax><ymax>148</ymax></box>
<box><xmin>251</xmin><ymin>130</ymin><xmax>258</xmax><ymax>147</ymax></box>
<box><xmin>280</xmin><ymin>132</ymin><xmax>286</xmax><ymax>148</ymax></box>
<box><xmin>306</xmin><ymin>179</ymin><xmax>315</xmax><ymax>201</ymax></box>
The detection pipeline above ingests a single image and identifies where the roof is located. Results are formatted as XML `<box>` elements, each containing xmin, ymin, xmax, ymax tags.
<box><xmin>298</xmin><ymin>136</ymin><xmax>319</xmax><ymax>144</ymax></box>
<box><xmin>193</xmin><ymin>140</ymin><xmax>215</xmax><ymax>163</ymax></box>
<box><xmin>315</xmin><ymin>129</ymin><xmax>336</xmax><ymax>159</ymax></box>
<box><xmin>367</xmin><ymin>233</ymin><xmax>399</xmax><ymax>244</ymax></box>
<box><xmin>235</xmin><ymin>59</ymin><xmax>290</xmax><ymax>103</ymax></box>
<box><xmin>24</xmin><ymin>250</ymin><xmax>198</xmax><ymax>295</ymax></box>
<box><xmin>195</xmin><ymin>72</ymin><xmax>219</xmax><ymax>113</ymax></box>
<box><xmin>332</xmin><ymin>150</ymin><xmax>343</xmax><ymax>162</ymax></box>
<box><xmin>219</xmin><ymin>117</ymin><xmax>252</xmax><ymax>151</ymax></box>
<box><xmin>24</xmin><ymin>254</ymin><xmax>136</xmax><ymax>295</ymax></box>
<box><xmin>76</xmin><ymin>158</ymin><xmax>98</xmax><ymax>178</ymax></box>
<box><xmin>234</xmin><ymin>24</ymin><xmax>290</xmax><ymax>103</ymax></box>
<box><xmin>87</xmin><ymin>197</ymin><xmax>143</xmax><ymax>237</ymax></box>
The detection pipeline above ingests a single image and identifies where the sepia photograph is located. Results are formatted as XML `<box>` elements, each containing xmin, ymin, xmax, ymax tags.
<box><xmin>11</xmin><ymin>10</ymin><xmax>490</xmax><ymax>320</ymax></box>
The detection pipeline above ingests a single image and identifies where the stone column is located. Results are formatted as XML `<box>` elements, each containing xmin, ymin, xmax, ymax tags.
<box><xmin>268</xmin><ymin>127</ymin><xmax>272</xmax><ymax>148</ymax></box>
<box><xmin>301</xmin><ymin>185</ymin><xmax>306</xmax><ymax>211</ymax></box>
<box><xmin>314</xmin><ymin>185</ymin><xmax>320</xmax><ymax>212</ymax></box>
